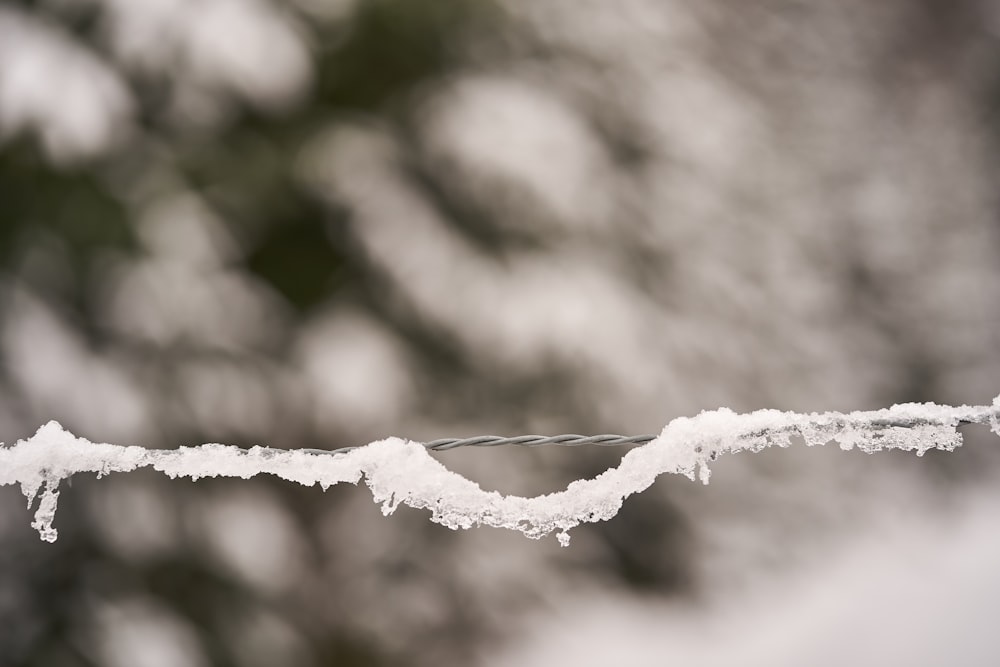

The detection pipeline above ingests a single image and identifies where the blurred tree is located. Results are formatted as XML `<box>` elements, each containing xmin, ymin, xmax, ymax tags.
<box><xmin>2</xmin><ymin>1</ymin><xmax>1000</xmax><ymax>666</ymax></box>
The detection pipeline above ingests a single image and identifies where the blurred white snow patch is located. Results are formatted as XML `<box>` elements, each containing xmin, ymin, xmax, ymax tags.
<box><xmin>104</xmin><ymin>252</ymin><xmax>286</xmax><ymax>351</ymax></box>
<box><xmin>183</xmin><ymin>0</ymin><xmax>310</xmax><ymax>111</ymax></box>
<box><xmin>507</xmin><ymin>0</ymin><xmax>705</xmax><ymax>60</ymax></box>
<box><xmin>295</xmin><ymin>309</ymin><xmax>413</xmax><ymax>436</ymax></box>
<box><xmin>94</xmin><ymin>598</ymin><xmax>209</xmax><ymax>667</ymax></box>
<box><xmin>196</xmin><ymin>487</ymin><xmax>305</xmax><ymax>595</ymax></box>
<box><xmin>136</xmin><ymin>193</ymin><xmax>240</xmax><ymax>267</ymax></box>
<box><xmin>313</xmin><ymin>128</ymin><xmax>653</xmax><ymax>390</ymax></box>
<box><xmin>176</xmin><ymin>359</ymin><xmax>278</xmax><ymax>439</ymax></box>
<box><xmin>643</xmin><ymin>65</ymin><xmax>764</xmax><ymax>174</ymax></box>
<box><xmin>423</xmin><ymin>76</ymin><xmax>613</xmax><ymax>229</ymax></box>
<box><xmin>296</xmin><ymin>121</ymin><xmax>400</xmax><ymax>207</ymax></box>
<box><xmin>0</xmin><ymin>7</ymin><xmax>132</xmax><ymax>162</ymax></box>
<box><xmin>96</xmin><ymin>0</ymin><xmax>310</xmax><ymax>114</ymax></box>
<box><xmin>486</xmin><ymin>491</ymin><xmax>1000</xmax><ymax>667</ymax></box>
<box><xmin>3</xmin><ymin>291</ymin><xmax>150</xmax><ymax>443</ymax></box>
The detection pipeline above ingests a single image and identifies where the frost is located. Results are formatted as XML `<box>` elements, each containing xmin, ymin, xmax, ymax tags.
<box><xmin>991</xmin><ymin>394</ymin><xmax>1000</xmax><ymax>437</ymax></box>
<box><xmin>2</xmin><ymin>398</ymin><xmax>998</xmax><ymax>545</ymax></box>
<box><xmin>30</xmin><ymin>480</ymin><xmax>60</xmax><ymax>543</ymax></box>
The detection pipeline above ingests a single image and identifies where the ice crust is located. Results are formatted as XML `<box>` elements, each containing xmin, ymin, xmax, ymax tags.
<box><xmin>1</xmin><ymin>399</ymin><xmax>995</xmax><ymax>544</ymax></box>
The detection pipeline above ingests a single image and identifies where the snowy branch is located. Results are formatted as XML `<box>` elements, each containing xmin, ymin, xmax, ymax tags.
<box><xmin>3</xmin><ymin>397</ymin><xmax>999</xmax><ymax>545</ymax></box>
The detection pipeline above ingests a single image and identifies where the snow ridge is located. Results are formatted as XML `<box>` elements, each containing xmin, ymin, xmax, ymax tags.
<box><xmin>3</xmin><ymin>397</ymin><xmax>999</xmax><ymax>544</ymax></box>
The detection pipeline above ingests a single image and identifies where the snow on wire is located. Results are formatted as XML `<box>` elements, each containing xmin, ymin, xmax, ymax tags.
<box><xmin>3</xmin><ymin>397</ymin><xmax>1000</xmax><ymax>546</ymax></box>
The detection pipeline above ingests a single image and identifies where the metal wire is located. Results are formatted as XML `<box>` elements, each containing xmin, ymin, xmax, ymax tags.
<box><xmin>303</xmin><ymin>434</ymin><xmax>656</xmax><ymax>456</ymax></box>
<box><xmin>299</xmin><ymin>409</ymin><xmax>997</xmax><ymax>457</ymax></box>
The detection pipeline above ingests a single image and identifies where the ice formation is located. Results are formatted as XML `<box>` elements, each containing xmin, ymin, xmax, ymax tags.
<box><xmin>2</xmin><ymin>396</ymin><xmax>999</xmax><ymax>545</ymax></box>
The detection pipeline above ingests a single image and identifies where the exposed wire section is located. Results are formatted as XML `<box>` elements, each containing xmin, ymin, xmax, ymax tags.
<box><xmin>305</xmin><ymin>434</ymin><xmax>657</xmax><ymax>456</ymax></box>
<box><xmin>425</xmin><ymin>434</ymin><xmax>658</xmax><ymax>450</ymax></box>
<box><xmin>303</xmin><ymin>409</ymin><xmax>998</xmax><ymax>456</ymax></box>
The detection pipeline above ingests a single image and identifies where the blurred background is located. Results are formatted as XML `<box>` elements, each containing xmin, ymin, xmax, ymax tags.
<box><xmin>3</xmin><ymin>0</ymin><xmax>1000</xmax><ymax>664</ymax></box>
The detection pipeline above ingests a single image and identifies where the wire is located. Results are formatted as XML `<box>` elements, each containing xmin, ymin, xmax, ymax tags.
<box><xmin>303</xmin><ymin>434</ymin><xmax>656</xmax><ymax>456</ymax></box>
<box><xmin>300</xmin><ymin>410</ymin><xmax>997</xmax><ymax>457</ymax></box>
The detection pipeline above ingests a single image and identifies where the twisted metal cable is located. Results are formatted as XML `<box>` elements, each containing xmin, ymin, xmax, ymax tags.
<box><xmin>421</xmin><ymin>433</ymin><xmax>658</xmax><ymax>451</ymax></box>
<box><xmin>304</xmin><ymin>434</ymin><xmax>656</xmax><ymax>457</ymax></box>
<box><xmin>300</xmin><ymin>408</ymin><xmax>998</xmax><ymax>457</ymax></box>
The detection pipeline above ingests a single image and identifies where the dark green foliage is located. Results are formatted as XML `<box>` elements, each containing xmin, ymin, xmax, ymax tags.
<box><xmin>316</xmin><ymin>0</ymin><xmax>491</xmax><ymax>111</ymax></box>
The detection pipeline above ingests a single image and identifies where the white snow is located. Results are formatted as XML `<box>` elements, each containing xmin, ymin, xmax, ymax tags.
<box><xmin>486</xmin><ymin>490</ymin><xmax>1000</xmax><ymax>667</ymax></box>
<box><xmin>1</xmin><ymin>399</ymin><xmax>996</xmax><ymax>543</ymax></box>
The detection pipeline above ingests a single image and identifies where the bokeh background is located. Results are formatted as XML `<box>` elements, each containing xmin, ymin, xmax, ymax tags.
<box><xmin>3</xmin><ymin>0</ymin><xmax>1000</xmax><ymax>665</ymax></box>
